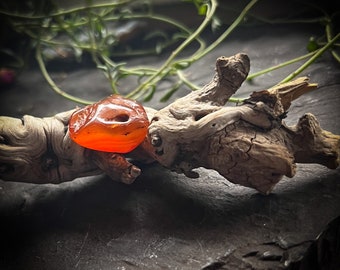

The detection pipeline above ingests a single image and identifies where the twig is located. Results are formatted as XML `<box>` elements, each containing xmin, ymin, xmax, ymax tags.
<box><xmin>279</xmin><ymin>33</ymin><xmax>340</xmax><ymax>84</ymax></box>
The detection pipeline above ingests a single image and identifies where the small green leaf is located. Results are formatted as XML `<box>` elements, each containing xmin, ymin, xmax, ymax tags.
<box><xmin>183</xmin><ymin>0</ymin><xmax>207</xmax><ymax>15</ymax></box>
<box><xmin>110</xmin><ymin>80</ymin><xmax>119</xmax><ymax>94</ymax></box>
<box><xmin>137</xmin><ymin>75</ymin><xmax>146</xmax><ymax>84</ymax></box>
<box><xmin>155</xmin><ymin>42</ymin><xmax>164</xmax><ymax>54</ymax></box>
<box><xmin>143</xmin><ymin>85</ymin><xmax>156</xmax><ymax>102</ymax></box>
<box><xmin>96</xmin><ymin>64</ymin><xmax>108</xmax><ymax>72</ymax></box>
<box><xmin>307</xmin><ymin>37</ymin><xmax>319</xmax><ymax>52</ymax></box>
<box><xmin>103</xmin><ymin>34</ymin><xmax>117</xmax><ymax>46</ymax></box>
<box><xmin>198</xmin><ymin>4</ymin><xmax>207</xmax><ymax>15</ymax></box>
<box><xmin>73</xmin><ymin>47</ymin><xmax>83</xmax><ymax>62</ymax></box>
<box><xmin>94</xmin><ymin>20</ymin><xmax>104</xmax><ymax>39</ymax></box>
<box><xmin>160</xmin><ymin>82</ymin><xmax>182</xmax><ymax>102</ymax></box>
<box><xmin>172</xmin><ymin>32</ymin><xmax>189</xmax><ymax>41</ymax></box>
<box><xmin>144</xmin><ymin>30</ymin><xmax>168</xmax><ymax>41</ymax></box>
<box><xmin>173</xmin><ymin>61</ymin><xmax>191</xmax><ymax>70</ymax></box>
<box><xmin>211</xmin><ymin>16</ymin><xmax>222</xmax><ymax>32</ymax></box>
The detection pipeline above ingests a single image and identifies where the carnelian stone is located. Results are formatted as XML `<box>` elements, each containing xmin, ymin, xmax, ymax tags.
<box><xmin>68</xmin><ymin>95</ymin><xmax>149</xmax><ymax>153</ymax></box>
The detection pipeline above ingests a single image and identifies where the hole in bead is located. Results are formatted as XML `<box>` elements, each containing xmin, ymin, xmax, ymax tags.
<box><xmin>107</xmin><ymin>114</ymin><xmax>129</xmax><ymax>122</ymax></box>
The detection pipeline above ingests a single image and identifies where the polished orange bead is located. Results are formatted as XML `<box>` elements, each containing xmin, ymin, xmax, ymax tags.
<box><xmin>68</xmin><ymin>95</ymin><xmax>149</xmax><ymax>153</ymax></box>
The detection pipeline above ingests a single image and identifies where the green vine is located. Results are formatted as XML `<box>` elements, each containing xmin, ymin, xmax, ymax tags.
<box><xmin>247</xmin><ymin>12</ymin><xmax>340</xmax><ymax>85</ymax></box>
<box><xmin>0</xmin><ymin>0</ymin><xmax>339</xmax><ymax>104</ymax></box>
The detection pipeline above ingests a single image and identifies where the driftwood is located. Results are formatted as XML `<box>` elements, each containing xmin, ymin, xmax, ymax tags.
<box><xmin>0</xmin><ymin>53</ymin><xmax>339</xmax><ymax>194</ymax></box>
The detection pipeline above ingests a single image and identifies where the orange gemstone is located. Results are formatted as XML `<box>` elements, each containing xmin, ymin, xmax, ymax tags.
<box><xmin>68</xmin><ymin>95</ymin><xmax>149</xmax><ymax>153</ymax></box>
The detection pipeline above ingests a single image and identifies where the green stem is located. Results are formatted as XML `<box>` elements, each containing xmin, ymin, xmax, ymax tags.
<box><xmin>0</xmin><ymin>0</ymin><xmax>131</xmax><ymax>19</ymax></box>
<box><xmin>228</xmin><ymin>97</ymin><xmax>246</xmax><ymax>103</ymax></box>
<box><xmin>102</xmin><ymin>55</ymin><xmax>160</xmax><ymax>78</ymax></box>
<box><xmin>247</xmin><ymin>15</ymin><xmax>324</xmax><ymax>25</ymax></box>
<box><xmin>10</xmin><ymin>11</ymin><xmax>206</xmax><ymax>54</ymax></box>
<box><xmin>104</xmin><ymin>13</ymin><xmax>206</xmax><ymax>54</ymax></box>
<box><xmin>35</xmin><ymin>38</ymin><xmax>93</xmax><ymax>50</ymax></box>
<box><xmin>36</xmin><ymin>43</ymin><xmax>94</xmax><ymax>104</ymax></box>
<box><xmin>191</xmin><ymin>0</ymin><xmax>258</xmax><ymax>61</ymax></box>
<box><xmin>247</xmin><ymin>51</ymin><xmax>317</xmax><ymax>80</ymax></box>
<box><xmin>325</xmin><ymin>19</ymin><xmax>340</xmax><ymax>63</ymax></box>
<box><xmin>279</xmin><ymin>32</ymin><xmax>340</xmax><ymax>83</ymax></box>
<box><xmin>126</xmin><ymin>0</ymin><xmax>218</xmax><ymax>99</ymax></box>
<box><xmin>177</xmin><ymin>70</ymin><xmax>200</xmax><ymax>90</ymax></box>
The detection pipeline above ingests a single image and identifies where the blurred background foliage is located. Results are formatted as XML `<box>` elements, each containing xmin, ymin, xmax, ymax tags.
<box><xmin>0</xmin><ymin>0</ymin><xmax>339</xmax><ymax>103</ymax></box>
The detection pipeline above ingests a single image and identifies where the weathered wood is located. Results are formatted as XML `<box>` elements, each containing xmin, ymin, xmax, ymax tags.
<box><xmin>0</xmin><ymin>110</ymin><xmax>140</xmax><ymax>184</ymax></box>
<box><xmin>147</xmin><ymin>54</ymin><xmax>339</xmax><ymax>193</ymax></box>
<box><xmin>0</xmin><ymin>53</ymin><xmax>339</xmax><ymax>194</ymax></box>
